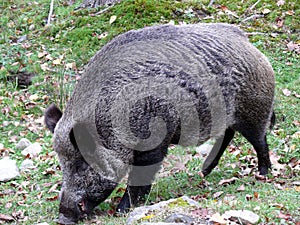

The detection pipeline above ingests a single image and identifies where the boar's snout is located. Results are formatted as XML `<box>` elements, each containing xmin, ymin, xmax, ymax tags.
<box><xmin>56</xmin><ymin>189</ymin><xmax>105</xmax><ymax>224</ymax></box>
<box><xmin>56</xmin><ymin>190</ymin><xmax>95</xmax><ymax>224</ymax></box>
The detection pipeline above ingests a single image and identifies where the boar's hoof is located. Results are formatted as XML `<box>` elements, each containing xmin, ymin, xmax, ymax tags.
<box><xmin>115</xmin><ymin>198</ymin><xmax>131</xmax><ymax>215</ymax></box>
<box><xmin>54</xmin><ymin>214</ymin><xmax>78</xmax><ymax>224</ymax></box>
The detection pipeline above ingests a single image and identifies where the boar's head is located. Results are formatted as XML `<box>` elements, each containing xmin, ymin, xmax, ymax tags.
<box><xmin>45</xmin><ymin>104</ymin><xmax>117</xmax><ymax>224</ymax></box>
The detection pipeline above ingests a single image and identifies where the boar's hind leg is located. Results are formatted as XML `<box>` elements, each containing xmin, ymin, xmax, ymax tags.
<box><xmin>116</xmin><ymin>147</ymin><xmax>168</xmax><ymax>214</ymax></box>
<box><xmin>239</xmin><ymin>130</ymin><xmax>271</xmax><ymax>175</ymax></box>
<box><xmin>202</xmin><ymin>128</ymin><xmax>235</xmax><ymax>176</ymax></box>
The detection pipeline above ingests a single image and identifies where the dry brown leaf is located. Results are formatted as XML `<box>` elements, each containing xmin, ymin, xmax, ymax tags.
<box><xmin>5</xmin><ymin>202</ymin><xmax>12</xmax><ymax>209</ymax></box>
<box><xmin>270</xmin><ymin>203</ymin><xmax>284</xmax><ymax>209</ymax></box>
<box><xmin>109</xmin><ymin>15</ymin><xmax>117</xmax><ymax>24</ymax></box>
<box><xmin>277</xmin><ymin>211</ymin><xmax>291</xmax><ymax>220</ymax></box>
<box><xmin>218</xmin><ymin>177</ymin><xmax>238</xmax><ymax>186</ymax></box>
<box><xmin>48</xmin><ymin>183</ymin><xmax>59</xmax><ymax>193</ymax></box>
<box><xmin>213</xmin><ymin>191</ymin><xmax>224</xmax><ymax>198</ymax></box>
<box><xmin>245</xmin><ymin>194</ymin><xmax>253</xmax><ymax>201</ymax></box>
<box><xmin>52</xmin><ymin>58</ymin><xmax>62</xmax><ymax>65</ymax></box>
<box><xmin>262</xmin><ymin>8</ymin><xmax>271</xmax><ymax>14</ymax></box>
<box><xmin>0</xmin><ymin>214</ymin><xmax>14</xmax><ymax>222</ymax></box>
<box><xmin>276</xmin><ymin>0</ymin><xmax>285</xmax><ymax>6</ymax></box>
<box><xmin>38</xmin><ymin>52</ymin><xmax>48</xmax><ymax>58</ymax></box>
<box><xmin>286</xmin><ymin>10</ymin><xmax>294</xmax><ymax>15</ymax></box>
<box><xmin>237</xmin><ymin>184</ymin><xmax>245</xmax><ymax>192</ymax></box>
<box><xmin>274</xmin><ymin>183</ymin><xmax>284</xmax><ymax>190</ymax></box>
<box><xmin>293</xmin><ymin>121</ymin><xmax>300</xmax><ymax>126</ymax></box>
<box><xmin>287</xmin><ymin>41</ymin><xmax>300</xmax><ymax>53</ymax></box>
<box><xmin>282</xmin><ymin>88</ymin><xmax>291</xmax><ymax>96</ymax></box>
<box><xmin>46</xmin><ymin>195</ymin><xmax>58</xmax><ymax>201</ymax></box>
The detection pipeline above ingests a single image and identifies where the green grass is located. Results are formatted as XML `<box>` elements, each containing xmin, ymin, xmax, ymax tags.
<box><xmin>0</xmin><ymin>0</ymin><xmax>299</xmax><ymax>224</ymax></box>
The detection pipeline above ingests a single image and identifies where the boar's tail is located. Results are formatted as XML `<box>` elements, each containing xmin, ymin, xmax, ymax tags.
<box><xmin>270</xmin><ymin>111</ymin><xmax>276</xmax><ymax>129</ymax></box>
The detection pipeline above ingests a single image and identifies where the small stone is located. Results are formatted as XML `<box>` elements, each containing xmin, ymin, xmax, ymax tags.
<box><xmin>29</xmin><ymin>24</ymin><xmax>35</xmax><ymax>30</ymax></box>
<box><xmin>20</xmin><ymin>159</ymin><xmax>35</xmax><ymax>171</ymax></box>
<box><xmin>210</xmin><ymin>213</ymin><xmax>227</xmax><ymax>224</ymax></box>
<box><xmin>17</xmin><ymin>35</ymin><xmax>27</xmax><ymax>43</ymax></box>
<box><xmin>222</xmin><ymin>210</ymin><xmax>259</xmax><ymax>224</ymax></box>
<box><xmin>126</xmin><ymin>196</ymin><xmax>199</xmax><ymax>225</ymax></box>
<box><xmin>142</xmin><ymin>223</ymin><xmax>185</xmax><ymax>225</ymax></box>
<box><xmin>21</xmin><ymin>143</ymin><xmax>42</xmax><ymax>157</ymax></box>
<box><xmin>16</xmin><ymin>138</ymin><xmax>32</xmax><ymax>150</ymax></box>
<box><xmin>0</xmin><ymin>157</ymin><xmax>20</xmax><ymax>182</ymax></box>
<box><xmin>196</xmin><ymin>142</ymin><xmax>214</xmax><ymax>156</ymax></box>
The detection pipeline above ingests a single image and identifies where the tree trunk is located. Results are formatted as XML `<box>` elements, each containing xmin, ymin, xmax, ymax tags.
<box><xmin>81</xmin><ymin>0</ymin><xmax>121</xmax><ymax>8</ymax></box>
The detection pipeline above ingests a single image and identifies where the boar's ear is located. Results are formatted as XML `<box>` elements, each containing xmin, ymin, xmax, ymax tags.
<box><xmin>44</xmin><ymin>104</ymin><xmax>63</xmax><ymax>133</ymax></box>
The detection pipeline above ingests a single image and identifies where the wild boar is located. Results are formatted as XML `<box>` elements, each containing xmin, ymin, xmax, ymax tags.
<box><xmin>45</xmin><ymin>23</ymin><xmax>275</xmax><ymax>224</ymax></box>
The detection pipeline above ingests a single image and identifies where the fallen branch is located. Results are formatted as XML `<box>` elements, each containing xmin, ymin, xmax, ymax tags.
<box><xmin>241</xmin><ymin>14</ymin><xmax>264</xmax><ymax>23</ymax></box>
<box><xmin>47</xmin><ymin>0</ymin><xmax>54</xmax><ymax>26</ymax></box>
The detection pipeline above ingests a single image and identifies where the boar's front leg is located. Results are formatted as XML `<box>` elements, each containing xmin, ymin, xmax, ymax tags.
<box><xmin>202</xmin><ymin>128</ymin><xmax>235</xmax><ymax>176</ymax></box>
<box><xmin>116</xmin><ymin>147</ymin><xmax>168</xmax><ymax>214</ymax></box>
<box><xmin>116</xmin><ymin>185</ymin><xmax>152</xmax><ymax>214</ymax></box>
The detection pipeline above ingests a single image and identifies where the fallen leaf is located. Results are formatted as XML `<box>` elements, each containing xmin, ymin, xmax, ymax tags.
<box><xmin>245</xmin><ymin>194</ymin><xmax>253</xmax><ymax>201</ymax></box>
<box><xmin>276</xmin><ymin>17</ymin><xmax>284</xmax><ymax>28</ymax></box>
<box><xmin>213</xmin><ymin>191</ymin><xmax>224</xmax><ymax>198</ymax></box>
<box><xmin>286</xmin><ymin>10</ymin><xmax>294</xmax><ymax>15</ymax></box>
<box><xmin>0</xmin><ymin>214</ymin><xmax>14</xmax><ymax>222</ymax></box>
<box><xmin>29</xmin><ymin>94</ymin><xmax>39</xmax><ymax>101</ymax></box>
<box><xmin>292</xmin><ymin>131</ymin><xmax>300</xmax><ymax>139</ymax></box>
<box><xmin>276</xmin><ymin>0</ymin><xmax>285</xmax><ymax>6</ymax></box>
<box><xmin>65</xmin><ymin>62</ymin><xmax>76</xmax><ymax>70</ymax></box>
<box><xmin>237</xmin><ymin>184</ymin><xmax>245</xmax><ymax>192</ymax></box>
<box><xmin>45</xmin><ymin>54</ymin><xmax>53</xmax><ymax>61</ymax></box>
<box><xmin>43</xmin><ymin>168</ymin><xmax>56</xmax><ymax>175</ymax></box>
<box><xmin>270</xmin><ymin>203</ymin><xmax>284</xmax><ymax>209</ymax></box>
<box><xmin>274</xmin><ymin>183</ymin><xmax>284</xmax><ymax>190</ymax></box>
<box><xmin>282</xmin><ymin>88</ymin><xmax>291</xmax><ymax>96</ymax></box>
<box><xmin>293</xmin><ymin>121</ymin><xmax>300</xmax><ymax>126</ymax></box>
<box><xmin>287</xmin><ymin>41</ymin><xmax>300</xmax><ymax>53</ymax></box>
<box><xmin>109</xmin><ymin>15</ymin><xmax>117</xmax><ymax>24</ymax></box>
<box><xmin>46</xmin><ymin>195</ymin><xmax>58</xmax><ymax>201</ymax></box>
<box><xmin>262</xmin><ymin>8</ymin><xmax>271</xmax><ymax>14</ymax></box>
<box><xmin>218</xmin><ymin>177</ymin><xmax>238</xmax><ymax>186</ymax></box>
<box><xmin>52</xmin><ymin>58</ymin><xmax>62</xmax><ymax>65</ymax></box>
<box><xmin>48</xmin><ymin>183</ymin><xmax>58</xmax><ymax>193</ymax></box>
<box><xmin>277</xmin><ymin>211</ymin><xmax>291</xmax><ymax>220</ymax></box>
<box><xmin>38</xmin><ymin>52</ymin><xmax>48</xmax><ymax>58</ymax></box>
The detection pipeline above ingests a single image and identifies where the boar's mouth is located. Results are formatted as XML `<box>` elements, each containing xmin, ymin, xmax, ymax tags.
<box><xmin>56</xmin><ymin>193</ymin><xmax>102</xmax><ymax>224</ymax></box>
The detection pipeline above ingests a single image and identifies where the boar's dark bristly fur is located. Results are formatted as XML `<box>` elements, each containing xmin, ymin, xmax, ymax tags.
<box><xmin>45</xmin><ymin>23</ymin><xmax>275</xmax><ymax>224</ymax></box>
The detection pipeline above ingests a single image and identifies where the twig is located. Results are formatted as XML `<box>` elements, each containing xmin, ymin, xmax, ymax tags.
<box><xmin>208</xmin><ymin>0</ymin><xmax>215</xmax><ymax>7</ymax></box>
<box><xmin>47</xmin><ymin>0</ymin><xmax>54</xmax><ymax>26</ymax></box>
<box><xmin>241</xmin><ymin>14</ymin><xmax>264</xmax><ymax>23</ymax></box>
<box><xmin>245</xmin><ymin>32</ymin><xmax>268</xmax><ymax>36</ymax></box>
<box><xmin>91</xmin><ymin>5</ymin><xmax>113</xmax><ymax>16</ymax></box>
<box><xmin>248</xmin><ymin>0</ymin><xmax>261</xmax><ymax>11</ymax></box>
<box><xmin>242</xmin><ymin>0</ymin><xmax>261</xmax><ymax>17</ymax></box>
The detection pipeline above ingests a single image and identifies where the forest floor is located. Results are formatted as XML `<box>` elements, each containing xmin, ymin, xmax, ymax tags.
<box><xmin>0</xmin><ymin>0</ymin><xmax>299</xmax><ymax>224</ymax></box>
